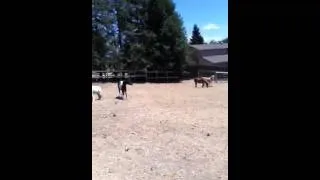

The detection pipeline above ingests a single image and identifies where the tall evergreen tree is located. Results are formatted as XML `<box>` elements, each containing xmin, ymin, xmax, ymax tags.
<box><xmin>145</xmin><ymin>0</ymin><xmax>187</xmax><ymax>72</ymax></box>
<box><xmin>92</xmin><ymin>0</ymin><xmax>117</xmax><ymax>70</ymax></box>
<box><xmin>190</xmin><ymin>24</ymin><xmax>204</xmax><ymax>44</ymax></box>
<box><xmin>120</xmin><ymin>0</ymin><xmax>150</xmax><ymax>70</ymax></box>
<box><xmin>92</xmin><ymin>0</ymin><xmax>188</xmax><ymax>73</ymax></box>
<box><xmin>222</xmin><ymin>37</ymin><xmax>228</xmax><ymax>43</ymax></box>
<box><xmin>209</xmin><ymin>40</ymin><xmax>217</xmax><ymax>44</ymax></box>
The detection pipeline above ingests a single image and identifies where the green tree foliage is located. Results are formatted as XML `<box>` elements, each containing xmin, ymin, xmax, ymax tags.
<box><xmin>92</xmin><ymin>31</ymin><xmax>107</xmax><ymax>69</ymax></box>
<box><xmin>209</xmin><ymin>40</ymin><xmax>217</xmax><ymax>44</ymax></box>
<box><xmin>92</xmin><ymin>0</ymin><xmax>188</xmax><ymax>73</ymax></box>
<box><xmin>221</xmin><ymin>37</ymin><xmax>228</xmax><ymax>43</ymax></box>
<box><xmin>92</xmin><ymin>0</ymin><xmax>118</xmax><ymax>70</ymax></box>
<box><xmin>189</xmin><ymin>24</ymin><xmax>204</xmax><ymax>45</ymax></box>
<box><xmin>145</xmin><ymin>0</ymin><xmax>187</xmax><ymax>72</ymax></box>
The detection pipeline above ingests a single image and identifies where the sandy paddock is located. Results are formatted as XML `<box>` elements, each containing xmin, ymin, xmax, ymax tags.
<box><xmin>92</xmin><ymin>80</ymin><xmax>228</xmax><ymax>180</ymax></box>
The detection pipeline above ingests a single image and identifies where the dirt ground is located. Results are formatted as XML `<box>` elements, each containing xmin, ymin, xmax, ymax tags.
<box><xmin>92</xmin><ymin>80</ymin><xmax>228</xmax><ymax>180</ymax></box>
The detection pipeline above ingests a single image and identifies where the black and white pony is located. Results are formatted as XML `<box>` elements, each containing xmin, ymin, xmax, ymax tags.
<box><xmin>117</xmin><ymin>78</ymin><xmax>133</xmax><ymax>99</ymax></box>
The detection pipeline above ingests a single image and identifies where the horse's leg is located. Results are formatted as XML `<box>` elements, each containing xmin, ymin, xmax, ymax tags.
<box><xmin>214</xmin><ymin>76</ymin><xmax>218</xmax><ymax>83</ymax></box>
<box><xmin>97</xmin><ymin>91</ymin><xmax>102</xmax><ymax>100</ymax></box>
<box><xmin>118</xmin><ymin>86</ymin><xmax>121</xmax><ymax>96</ymax></box>
<box><xmin>125</xmin><ymin>90</ymin><xmax>127</xmax><ymax>99</ymax></box>
<box><xmin>195</xmin><ymin>81</ymin><xmax>197</xmax><ymax>87</ymax></box>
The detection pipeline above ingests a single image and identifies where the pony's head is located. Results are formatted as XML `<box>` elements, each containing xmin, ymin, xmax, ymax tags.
<box><xmin>210</xmin><ymin>75</ymin><xmax>215</xmax><ymax>81</ymax></box>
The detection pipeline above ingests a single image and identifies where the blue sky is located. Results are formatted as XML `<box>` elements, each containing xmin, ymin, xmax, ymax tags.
<box><xmin>173</xmin><ymin>0</ymin><xmax>228</xmax><ymax>43</ymax></box>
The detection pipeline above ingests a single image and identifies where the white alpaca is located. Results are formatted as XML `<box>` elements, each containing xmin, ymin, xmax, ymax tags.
<box><xmin>202</xmin><ymin>76</ymin><xmax>215</xmax><ymax>86</ymax></box>
<box><xmin>92</xmin><ymin>85</ymin><xmax>102</xmax><ymax>102</ymax></box>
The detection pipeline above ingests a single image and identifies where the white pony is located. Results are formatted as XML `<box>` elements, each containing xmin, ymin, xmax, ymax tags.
<box><xmin>201</xmin><ymin>76</ymin><xmax>215</xmax><ymax>86</ymax></box>
<box><xmin>92</xmin><ymin>85</ymin><xmax>102</xmax><ymax>102</ymax></box>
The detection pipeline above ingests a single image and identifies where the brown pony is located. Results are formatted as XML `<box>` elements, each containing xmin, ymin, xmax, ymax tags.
<box><xmin>194</xmin><ymin>77</ymin><xmax>210</xmax><ymax>88</ymax></box>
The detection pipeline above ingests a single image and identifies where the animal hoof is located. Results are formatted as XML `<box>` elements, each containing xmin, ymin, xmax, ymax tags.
<box><xmin>125</xmin><ymin>147</ymin><xmax>130</xmax><ymax>152</ymax></box>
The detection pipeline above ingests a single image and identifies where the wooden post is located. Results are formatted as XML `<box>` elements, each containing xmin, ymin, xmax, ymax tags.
<box><xmin>214</xmin><ymin>72</ymin><xmax>218</xmax><ymax>83</ymax></box>
<box><xmin>145</xmin><ymin>69</ymin><xmax>148</xmax><ymax>82</ymax></box>
<box><xmin>166</xmin><ymin>71</ymin><xmax>168</xmax><ymax>83</ymax></box>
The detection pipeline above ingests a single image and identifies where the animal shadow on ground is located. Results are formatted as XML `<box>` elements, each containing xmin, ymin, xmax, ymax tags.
<box><xmin>115</xmin><ymin>96</ymin><xmax>124</xmax><ymax>100</ymax></box>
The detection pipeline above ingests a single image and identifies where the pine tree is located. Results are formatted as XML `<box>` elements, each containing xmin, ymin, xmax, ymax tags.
<box><xmin>92</xmin><ymin>0</ymin><xmax>117</xmax><ymax>70</ymax></box>
<box><xmin>145</xmin><ymin>0</ymin><xmax>187</xmax><ymax>72</ymax></box>
<box><xmin>209</xmin><ymin>40</ymin><xmax>217</xmax><ymax>44</ymax></box>
<box><xmin>222</xmin><ymin>37</ymin><xmax>228</xmax><ymax>43</ymax></box>
<box><xmin>116</xmin><ymin>0</ymin><xmax>150</xmax><ymax>70</ymax></box>
<box><xmin>92</xmin><ymin>0</ymin><xmax>188</xmax><ymax>73</ymax></box>
<box><xmin>190</xmin><ymin>24</ymin><xmax>204</xmax><ymax>44</ymax></box>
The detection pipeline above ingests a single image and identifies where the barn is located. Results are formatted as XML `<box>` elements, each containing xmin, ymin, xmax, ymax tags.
<box><xmin>185</xmin><ymin>43</ymin><xmax>228</xmax><ymax>77</ymax></box>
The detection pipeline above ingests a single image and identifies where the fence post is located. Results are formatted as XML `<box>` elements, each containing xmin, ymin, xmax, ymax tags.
<box><xmin>166</xmin><ymin>71</ymin><xmax>168</xmax><ymax>82</ymax></box>
<box><xmin>133</xmin><ymin>71</ymin><xmax>136</xmax><ymax>82</ymax></box>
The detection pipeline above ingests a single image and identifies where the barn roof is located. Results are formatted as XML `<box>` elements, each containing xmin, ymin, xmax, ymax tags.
<box><xmin>189</xmin><ymin>43</ymin><xmax>228</xmax><ymax>50</ymax></box>
<box><xmin>203</xmin><ymin>55</ymin><xmax>228</xmax><ymax>64</ymax></box>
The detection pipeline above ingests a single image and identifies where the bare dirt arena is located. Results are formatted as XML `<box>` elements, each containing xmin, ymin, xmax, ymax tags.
<box><xmin>92</xmin><ymin>80</ymin><xmax>228</xmax><ymax>180</ymax></box>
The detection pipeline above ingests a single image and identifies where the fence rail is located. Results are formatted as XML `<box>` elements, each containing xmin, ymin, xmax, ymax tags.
<box><xmin>92</xmin><ymin>70</ymin><xmax>228</xmax><ymax>82</ymax></box>
<box><xmin>92</xmin><ymin>70</ymin><xmax>181</xmax><ymax>82</ymax></box>
<box><xmin>198</xmin><ymin>70</ymin><xmax>228</xmax><ymax>82</ymax></box>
